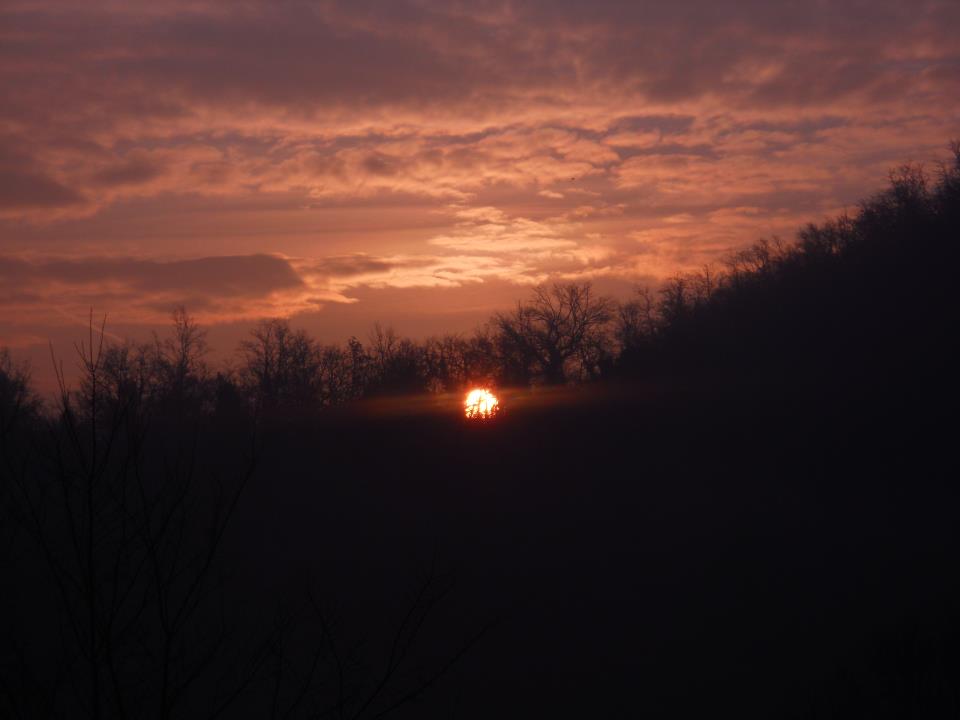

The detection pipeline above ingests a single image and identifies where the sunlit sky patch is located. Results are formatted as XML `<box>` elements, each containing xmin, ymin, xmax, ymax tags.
<box><xmin>1</xmin><ymin>0</ymin><xmax>958</xmax><ymax>388</ymax></box>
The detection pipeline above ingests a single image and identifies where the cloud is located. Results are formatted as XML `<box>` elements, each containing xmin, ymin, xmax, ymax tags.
<box><xmin>90</xmin><ymin>154</ymin><xmax>166</xmax><ymax>188</ymax></box>
<box><xmin>1</xmin><ymin>0</ymin><xmax>955</xmax><ymax>226</ymax></box>
<box><xmin>0</xmin><ymin>254</ymin><xmax>320</xmax><ymax>324</ymax></box>
<box><xmin>0</xmin><ymin>0</ymin><xmax>957</xmax><ymax>347</ymax></box>
<box><xmin>0</xmin><ymin>168</ymin><xmax>83</xmax><ymax>209</ymax></box>
<box><xmin>0</xmin><ymin>139</ymin><xmax>84</xmax><ymax>210</ymax></box>
<box><xmin>428</xmin><ymin>206</ymin><xmax>578</xmax><ymax>253</ymax></box>
<box><xmin>0</xmin><ymin>199</ymin><xmax>646</xmax><ymax>326</ymax></box>
<box><xmin>311</xmin><ymin>254</ymin><xmax>406</xmax><ymax>279</ymax></box>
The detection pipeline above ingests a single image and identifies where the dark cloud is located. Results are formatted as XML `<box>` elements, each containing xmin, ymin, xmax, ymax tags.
<box><xmin>2</xmin><ymin>0</ymin><xmax>956</xmax><ymax>134</ymax></box>
<box><xmin>0</xmin><ymin>168</ymin><xmax>83</xmax><ymax>208</ymax></box>
<box><xmin>312</xmin><ymin>254</ymin><xmax>404</xmax><ymax>278</ymax></box>
<box><xmin>607</xmin><ymin>115</ymin><xmax>697</xmax><ymax>136</ymax></box>
<box><xmin>41</xmin><ymin>254</ymin><xmax>298</xmax><ymax>295</ymax></box>
<box><xmin>0</xmin><ymin>254</ymin><xmax>305</xmax><ymax>320</ymax></box>
<box><xmin>91</xmin><ymin>156</ymin><xmax>166</xmax><ymax>187</ymax></box>
<box><xmin>0</xmin><ymin>138</ymin><xmax>83</xmax><ymax>209</ymax></box>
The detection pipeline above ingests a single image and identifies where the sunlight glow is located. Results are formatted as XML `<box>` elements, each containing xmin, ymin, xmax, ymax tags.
<box><xmin>464</xmin><ymin>388</ymin><xmax>499</xmax><ymax>420</ymax></box>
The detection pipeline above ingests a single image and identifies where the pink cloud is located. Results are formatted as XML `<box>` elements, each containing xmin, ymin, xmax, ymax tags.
<box><xmin>0</xmin><ymin>0</ymin><xmax>958</xmax><ymax>360</ymax></box>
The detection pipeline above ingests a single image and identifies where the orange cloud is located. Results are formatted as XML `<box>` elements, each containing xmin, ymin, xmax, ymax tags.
<box><xmin>0</xmin><ymin>0</ymin><xmax>958</xmax><ymax>345</ymax></box>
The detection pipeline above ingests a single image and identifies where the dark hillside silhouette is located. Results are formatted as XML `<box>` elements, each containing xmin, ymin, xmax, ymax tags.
<box><xmin>0</xmin><ymin>320</ymin><xmax>485</xmax><ymax>719</ymax></box>
<box><xmin>615</xmin><ymin>147</ymin><xmax>959</xmax><ymax>399</ymax></box>
<box><xmin>1</xmin><ymin>146</ymin><xmax>959</xmax><ymax>718</ymax></box>
<box><xmin>11</xmin><ymin>144</ymin><xmax>954</xmax><ymax>422</ymax></box>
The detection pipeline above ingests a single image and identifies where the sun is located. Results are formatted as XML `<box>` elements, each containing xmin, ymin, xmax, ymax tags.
<box><xmin>464</xmin><ymin>388</ymin><xmax>499</xmax><ymax>420</ymax></box>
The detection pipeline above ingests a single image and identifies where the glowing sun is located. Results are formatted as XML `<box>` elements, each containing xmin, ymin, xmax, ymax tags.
<box><xmin>464</xmin><ymin>388</ymin><xmax>499</xmax><ymax>420</ymax></box>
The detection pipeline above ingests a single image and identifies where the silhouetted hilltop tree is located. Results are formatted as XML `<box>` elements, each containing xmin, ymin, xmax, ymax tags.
<box><xmin>99</xmin><ymin>339</ymin><xmax>155</xmax><ymax>422</ymax></box>
<box><xmin>315</xmin><ymin>342</ymin><xmax>358</xmax><ymax>405</ymax></box>
<box><xmin>614</xmin><ymin>144</ymin><xmax>960</xmax><ymax>398</ymax></box>
<box><xmin>0</xmin><ymin>349</ymin><xmax>41</xmax><ymax>553</ymax></box>
<box><xmin>151</xmin><ymin>306</ymin><xmax>211</xmax><ymax>415</ymax></box>
<box><xmin>421</xmin><ymin>334</ymin><xmax>470</xmax><ymax>393</ymax></box>
<box><xmin>1</xmin><ymin>321</ymin><xmax>482</xmax><ymax>719</ymax></box>
<box><xmin>0</xmin><ymin>348</ymin><xmax>40</xmax><ymax>441</ymax></box>
<box><xmin>239</xmin><ymin>318</ymin><xmax>323</xmax><ymax>414</ymax></box>
<box><xmin>9</xmin><ymin>146</ymin><xmax>959</xmax><ymax>421</ymax></box>
<box><xmin>55</xmin><ymin>309</ymin><xmax>222</xmax><ymax>435</ymax></box>
<box><xmin>462</xmin><ymin>327</ymin><xmax>502</xmax><ymax>388</ymax></box>
<box><xmin>346</xmin><ymin>335</ymin><xmax>370</xmax><ymax>399</ymax></box>
<box><xmin>365</xmin><ymin>323</ymin><xmax>428</xmax><ymax>396</ymax></box>
<box><xmin>615</xmin><ymin>287</ymin><xmax>657</xmax><ymax>372</ymax></box>
<box><xmin>493</xmin><ymin>282</ymin><xmax>615</xmax><ymax>385</ymax></box>
<box><xmin>0</xmin><ymin>317</ymin><xmax>264</xmax><ymax>719</ymax></box>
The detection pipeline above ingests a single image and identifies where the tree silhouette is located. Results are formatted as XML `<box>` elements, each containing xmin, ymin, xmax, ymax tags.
<box><xmin>494</xmin><ymin>282</ymin><xmax>614</xmax><ymax>385</ymax></box>
<box><xmin>0</xmin><ymin>348</ymin><xmax>40</xmax><ymax>443</ymax></box>
<box><xmin>0</xmin><ymin>315</ymin><xmax>259</xmax><ymax>718</ymax></box>
<box><xmin>239</xmin><ymin>319</ymin><xmax>321</xmax><ymax>414</ymax></box>
<box><xmin>151</xmin><ymin>307</ymin><xmax>210</xmax><ymax>414</ymax></box>
<box><xmin>0</xmin><ymin>318</ymin><xmax>486</xmax><ymax>718</ymax></box>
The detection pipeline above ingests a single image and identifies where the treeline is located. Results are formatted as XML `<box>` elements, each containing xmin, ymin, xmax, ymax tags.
<box><xmin>1</xmin><ymin>145</ymin><xmax>958</xmax><ymax>718</ymax></box>
<box><xmin>1</xmin><ymin>324</ymin><xmax>484</xmax><ymax>720</ymax></box>
<box><xmin>2</xmin><ymin>302</ymin><xmax>490</xmax><ymax>718</ymax></box>
<box><xmin>3</xmin><ymin>143</ymin><xmax>959</xmax><ymax>423</ymax></box>
<box><xmin>615</xmin><ymin>144</ymin><xmax>960</xmax><ymax>398</ymax></box>
<box><xmin>0</xmin><ymin>286</ymin><xmax>621</xmax><ymax>424</ymax></box>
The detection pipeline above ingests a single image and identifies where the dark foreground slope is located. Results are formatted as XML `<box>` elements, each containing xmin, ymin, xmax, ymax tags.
<box><xmin>8</xmin><ymin>361</ymin><xmax>956</xmax><ymax>719</ymax></box>
<box><xmin>2</xmin><ymin>153</ymin><xmax>959</xmax><ymax>718</ymax></box>
<box><xmin>221</xmin><ymin>154</ymin><xmax>960</xmax><ymax>717</ymax></box>
<box><xmin>232</xmin><ymin>374</ymin><xmax>955</xmax><ymax>719</ymax></box>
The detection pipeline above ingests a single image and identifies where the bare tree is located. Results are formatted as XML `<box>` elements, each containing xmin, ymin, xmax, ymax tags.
<box><xmin>615</xmin><ymin>287</ymin><xmax>657</xmax><ymax>352</ymax></box>
<box><xmin>494</xmin><ymin>282</ymin><xmax>614</xmax><ymax>385</ymax></box>
<box><xmin>798</xmin><ymin>214</ymin><xmax>855</xmax><ymax>261</ymax></box>
<box><xmin>2</xmin><ymin>314</ymin><xmax>261</xmax><ymax>719</ymax></box>
<box><xmin>463</xmin><ymin>328</ymin><xmax>501</xmax><ymax>387</ymax></box>
<box><xmin>422</xmin><ymin>334</ymin><xmax>472</xmax><ymax>393</ymax></box>
<box><xmin>0</xmin><ymin>348</ymin><xmax>40</xmax><ymax>443</ymax></box>
<box><xmin>2</xmin><ymin>319</ymin><xmax>488</xmax><ymax>719</ymax></box>
<box><xmin>316</xmin><ymin>344</ymin><xmax>356</xmax><ymax>406</ymax></box>
<box><xmin>366</xmin><ymin>324</ymin><xmax>425</xmax><ymax>395</ymax></box>
<box><xmin>152</xmin><ymin>307</ymin><xmax>209</xmax><ymax>406</ymax></box>
<box><xmin>656</xmin><ymin>275</ymin><xmax>691</xmax><ymax>328</ymax></box>
<box><xmin>689</xmin><ymin>265</ymin><xmax>717</xmax><ymax>308</ymax></box>
<box><xmin>239</xmin><ymin>319</ymin><xmax>321</xmax><ymax>412</ymax></box>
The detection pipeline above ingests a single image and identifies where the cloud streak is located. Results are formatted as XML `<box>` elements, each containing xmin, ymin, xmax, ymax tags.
<box><xmin>0</xmin><ymin>0</ymin><xmax>958</xmax><ymax>335</ymax></box>
<box><xmin>0</xmin><ymin>254</ymin><xmax>316</xmax><ymax>323</ymax></box>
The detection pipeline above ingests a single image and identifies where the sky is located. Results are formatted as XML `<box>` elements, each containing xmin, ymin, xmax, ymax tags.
<box><xmin>1</xmin><ymin>0</ymin><xmax>958</xmax><ymax>389</ymax></box>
